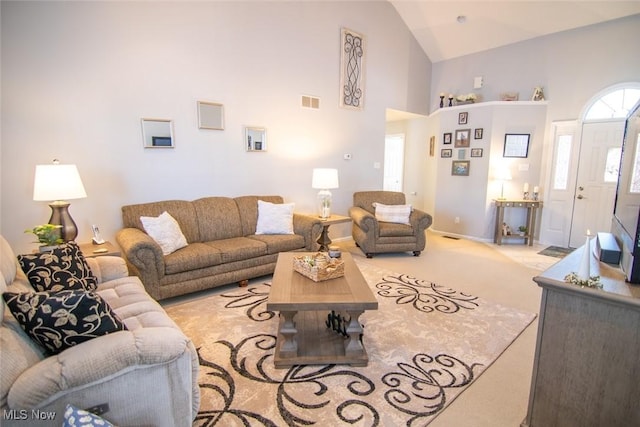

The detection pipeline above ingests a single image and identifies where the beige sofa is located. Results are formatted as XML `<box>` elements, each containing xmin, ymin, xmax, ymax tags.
<box><xmin>117</xmin><ymin>195</ymin><xmax>323</xmax><ymax>301</ymax></box>
<box><xmin>0</xmin><ymin>236</ymin><xmax>199</xmax><ymax>426</ymax></box>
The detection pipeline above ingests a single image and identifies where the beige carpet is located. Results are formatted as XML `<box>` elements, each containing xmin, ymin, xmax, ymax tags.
<box><xmin>165</xmin><ymin>255</ymin><xmax>536</xmax><ymax>426</ymax></box>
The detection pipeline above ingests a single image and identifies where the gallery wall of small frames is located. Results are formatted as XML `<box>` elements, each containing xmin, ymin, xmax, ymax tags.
<box><xmin>440</xmin><ymin>110</ymin><xmax>485</xmax><ymax>175</ymax></box>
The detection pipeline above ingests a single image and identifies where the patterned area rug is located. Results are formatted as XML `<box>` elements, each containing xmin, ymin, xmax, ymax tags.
<box><xmin>165</xmin><ymin>261</ymin><xmax>536</xmax><ymax>427</ymax></box>
<box><xmin>537</xmin><ymin>246</ymin><xmax>575</xmax><ymax>258</ymax></box>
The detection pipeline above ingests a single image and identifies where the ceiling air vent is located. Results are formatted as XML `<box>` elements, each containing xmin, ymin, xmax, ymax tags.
<box><xmin>301</xmin><ymin>95</ymin><xmax>320</xmax><ymax>109</ymax></box>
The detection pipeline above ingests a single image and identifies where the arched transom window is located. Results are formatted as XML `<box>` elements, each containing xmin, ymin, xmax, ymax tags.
<box><xmin>584</xmin><ymin>86</ymin><xmax>640</xmax><ymax>120</ymax></box>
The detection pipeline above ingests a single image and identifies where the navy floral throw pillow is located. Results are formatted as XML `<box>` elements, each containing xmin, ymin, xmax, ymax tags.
<box><xmin>63</xmin><ymin>404</ymin><xmax>115</xmax><ymax>427</ymax></box>
<box><xmin>2</xmin><ymin>289</ymin><xmax>127</xmax><ymax>355</ymax></box>
<box><xmin>17</xmin><ymin>242</ymin><xmax>98</xmax><ymax>292</ymax></box>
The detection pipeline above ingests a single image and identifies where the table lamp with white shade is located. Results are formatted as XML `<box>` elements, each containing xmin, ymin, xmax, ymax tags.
<box><xmin>494</xmin><ymin>166</ymin><xmax>512</xmax><ymax>200</ymax></box>
<box><xmin>33</xmin><ymin>160</ymin><xmax>87</xmax><ymax>242</ymax></box>
<box><xmin>311</xmin><ymin>168</ymin><xmax>339</xmax><ymax>219</ymax></box>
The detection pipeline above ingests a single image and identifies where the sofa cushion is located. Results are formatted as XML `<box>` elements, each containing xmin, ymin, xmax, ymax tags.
<box><xmin>17</xmin><ymin>242</ymin><xmax>98</xmax><ymax>292</ymax></box>
<box><xmin>122</xmin><ymin>200</ymin><xmax>201</xmax><ymax>243</ymax></box>
<box><xmin>379</xmin><ymin>221</ymin><xmax>416</xmax><ymax>237</ymax></box>
<box><xmin>0</xmin><ymin>236</ymin><xmax>17</xmax><ymax>292</ymax></box>
<box><xmin>192</xmin><ymin>197</ymin><xmax>243</xmax><ymax>241</ymax></box>
<box><xmin>3</xmin><ymin>289</ymin><xmax>127</xmax><ymax>355</ymax></box>
<box><xmin>63</xmin><ymin>404</ymin><xmax>115</xmax><ymax>427</ymax></box>
<box><xmin>234</xmin><ymin>195</ymin><xmax>284</xmax><ymax>236</ymax></box>
<box><xmin>256</xmin><ymin>200</ymin><xmax>295</xmax><ymax>235</ymax></box>
<box><xmin>248</xmin><ymin>234</ymin><xmax>306</xmax><ymax>254</ymax></box>
<box><xmin>163</xmin><ymin>243</ymin><xmax>223</xmax><ymax>275</ymax></box>
<box><xmin>140</xmin><ymin>211</ymin><xmax>188</xmax><ymax>255</ymax></box>
<box><xmin>373</xmin><ymin>202</ymin><xmax>412</xmax><ymax>225</ymax></box>
<box><xmin>206</xmin><ymin>237</ymin><xmax>268</xmax><ymax>263</ymax></box>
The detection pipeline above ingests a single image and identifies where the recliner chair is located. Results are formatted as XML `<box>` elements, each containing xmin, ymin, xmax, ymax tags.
<box><xmin>349</xmin><ymin>191</ymin><xmax>433</xmax><ymax>258</ymax></box>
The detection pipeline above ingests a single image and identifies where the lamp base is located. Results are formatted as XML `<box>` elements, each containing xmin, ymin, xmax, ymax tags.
<box><xmin>317</xmin><ymin>189</ymin><xmax>332</xmax><ymax>219</ymax></box>
<box><xmin>48</xmin><ymin>201</ymin><xmax>78</xmax><ymax>242</ymax></box>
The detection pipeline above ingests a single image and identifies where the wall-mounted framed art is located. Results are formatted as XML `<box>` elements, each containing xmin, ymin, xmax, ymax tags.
<box><xmin>441</xmin><ymin>148</ymin><xmax>452</xmax><ymax>158</ymax></box>
<box><xmin>197</xmin><ymin>101</ymin><xmax>224</xmax><ymax>130</ymax></box>
<box><xmin>443</xmin><ymin>132</ymin><xmax>452</xmax><ymax>144</ymax></box>
<box><xmin>458</xmin><ymin>111</ymin><xmax>468</xmax><ymax>125</ymax></box>
<box><xmin>503</xmin><ymin>133</ymin><xmax>530</xmax><ymax>158</ymax></box>
<box><xmin>452</xmin><ymin>160</ymin><xmax>470</xmax><ymax>176</ymax></box>
<box><xmin>471</xmin><ymin>148</ymin><xmax>483</xmax><ymax>157</ymax></box>
<box><xmin>474</xmin><ymin>128</ymin><xmax>483</xmax><ymax>139</ymax></box>
<box><xmin>454</xmin><ymin>129</ymin><xmax>471</xmax><ymax>147</ymax></box>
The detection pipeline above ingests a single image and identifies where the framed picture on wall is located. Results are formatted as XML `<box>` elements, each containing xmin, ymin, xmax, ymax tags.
<box><xmin>458</xmin><ymin>112</ymin><xmax>468</xmax><ymax>125</ymax></box>
<box><xmin>443</xmin><ymin>132</ymin><xmax>452</xmax><ymax>144</ymax></box>
<box><xmin>452</xmin><ymin>160</ymin><xmax>470</xmax><ymax>176</ymax></box>
<box><xmin>441</xmin><ymin>148</ymin><xmax>452</xmax><ymax>158</ymax></box>
<box><xmin>474</xmin><ymin>128</ymin><xmax>483</xmax><ymax>139</ymax></box>
<box><xmin>503</xmin><ymin>133</ymin><xmax>530</xmax><ymax>158</ymax></box>
<box><xmin>471</xmin><ymin>148</ymin><xmax>483</xmax><ymax>157</ymax></box>
<box><xmin>454</xmin><ymin>129</ymin><xmax>471</xmax><ymax>147</ymax></box>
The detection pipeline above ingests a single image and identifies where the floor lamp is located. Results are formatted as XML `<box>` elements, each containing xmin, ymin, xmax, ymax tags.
<box><xmin>33</xmin><ymin>161</ymin><xmax>87</xmax><ymax>242</ymax></box>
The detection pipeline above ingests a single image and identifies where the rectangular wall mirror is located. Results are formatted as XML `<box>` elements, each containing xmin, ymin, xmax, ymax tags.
<box><xmin>198</xmin><ymin>101</ymin><xmax>224</xmax><ymax>130</ymax></box>
<box><xmin>245</xmin><ymin>127</ymin><xmax>266</xmax><ymax>151</ymax></box>
<box><xmin>141</xmin><ymin>118</ymin><xmax>174</xmax><ymax>148</ymax></box>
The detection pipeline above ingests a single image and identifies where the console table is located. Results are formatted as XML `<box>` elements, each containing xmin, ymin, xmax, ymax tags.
<box><xmin>493</xmin><ymin>199</ymin><xmax>541</xmax><ymax>246</ymax></box>
<box><xmin>522</xmin><ymin>241</ymin><xmax>640</xmax><ymax>427</ymax></box>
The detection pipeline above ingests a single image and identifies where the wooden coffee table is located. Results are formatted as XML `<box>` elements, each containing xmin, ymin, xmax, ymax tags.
<box><xmin>267</xmin><ymin>252</ymin><xmax>378</xmax><ymax>368</ymax></box>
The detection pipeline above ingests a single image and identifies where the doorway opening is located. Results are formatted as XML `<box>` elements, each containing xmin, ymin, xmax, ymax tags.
<box><xmin>383</xmin><ymin>134</ymin><xmax>405</xmax><ymax>191</ymax></box>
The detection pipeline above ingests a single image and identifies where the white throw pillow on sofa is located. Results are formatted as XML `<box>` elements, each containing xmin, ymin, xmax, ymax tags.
<box><xmin>256</xmin><ymin>200</ymin><xmax>295</xmax><ymax>235</ymax></box>
<box><xmin>373</xmin><ymin>202</ymin><xmax>412</xmax><ymax>225</ymax></box>
<box><xmin>140</xmin><ymin>211</ymin><xmax>188</xmax><ymax>255</ymax></box>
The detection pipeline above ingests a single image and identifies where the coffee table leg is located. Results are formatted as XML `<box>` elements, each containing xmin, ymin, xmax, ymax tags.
<box><xmin>278</xmin><ymin>311</ymin><xmax>298</xmax><ymax>357</ymax></box>
<box><xmin>344</xmin><ymin>310</ymin><xmax>365</xmax><ymax>356</ymax></box>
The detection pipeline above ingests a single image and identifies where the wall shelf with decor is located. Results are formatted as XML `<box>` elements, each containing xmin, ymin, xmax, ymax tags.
<box><xmin>429</xmin><ymin>100</ymin><xmax>548</xmax><ymax>117</ymax></box>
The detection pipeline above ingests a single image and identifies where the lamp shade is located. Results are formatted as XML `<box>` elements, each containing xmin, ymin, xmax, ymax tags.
<box><xmin>494</xmin><ymin>166</ymin><xmax>512</xmax><ymax>181</ymax></box>
<box><xmin>311</xmin><ymin>168</ymin><xmax>339</xmax><ymax>189</ymax></box>
<box><xmin>33</xmin><ymin>164</ymin><xmax>87</xmax><ymax>201</ymax></box>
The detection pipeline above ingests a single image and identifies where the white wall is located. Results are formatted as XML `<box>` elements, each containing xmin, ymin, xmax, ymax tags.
<box><xmin>1</xmin><ymin>1</ymin><xmax>432</xmax><ymax>253</ymax></box>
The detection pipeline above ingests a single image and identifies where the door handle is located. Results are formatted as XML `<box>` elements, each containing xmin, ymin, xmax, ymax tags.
<box><xmin>577</xmin><ymin>194</ymin><xmax>585</xmax><ymax>199</ymax></box>
<box><xmin>578</xmin><ymin>186</ymin><xmax>584</xmax><ymax>191</ymax></box>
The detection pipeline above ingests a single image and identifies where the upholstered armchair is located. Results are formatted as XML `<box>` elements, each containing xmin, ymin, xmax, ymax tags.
<box><xmin>349</xmin><ymin>191</ymin><xmax>433</xmax><ymax>258</ymax></box>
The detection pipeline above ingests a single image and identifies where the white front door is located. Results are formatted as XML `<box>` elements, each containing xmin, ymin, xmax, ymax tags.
<box><xmin>568</xmin><ymin>121</ymin><xmax>625</xmax><ymax>247</ymax></box>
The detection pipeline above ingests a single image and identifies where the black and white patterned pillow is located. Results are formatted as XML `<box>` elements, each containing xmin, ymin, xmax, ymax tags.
<box><xmin>2</xmin><ymin>289</ymin><xmax>127</xmax><ymax>355</ymax></box>
<box><xmin>17</xmin><ymin>242</ymin><xmax>98</xmax><ymax>292</ymax></box>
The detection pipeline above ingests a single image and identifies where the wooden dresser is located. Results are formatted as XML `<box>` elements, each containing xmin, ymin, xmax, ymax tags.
<box><xmin>522</xmin><ymin>241</ymin><xmax>640</xmax><ymax>426</ymax></box>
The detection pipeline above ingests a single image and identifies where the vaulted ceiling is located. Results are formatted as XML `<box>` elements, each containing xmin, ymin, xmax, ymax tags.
<box><xmin>389</xmin><ymin>1</ymin><xmax>640</xmax><ymax>63</ymax></box>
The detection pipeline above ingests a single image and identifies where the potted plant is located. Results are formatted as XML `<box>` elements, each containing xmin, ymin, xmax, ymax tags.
<box><xmin>518</xmin><ymin>225</ymin><xmax>528</xmax><ymax>236</ymax></box>
<box><xmin>25</xmin><ymin>224</ymin><xmax>63</xmax><ymax>252</ymax></box>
